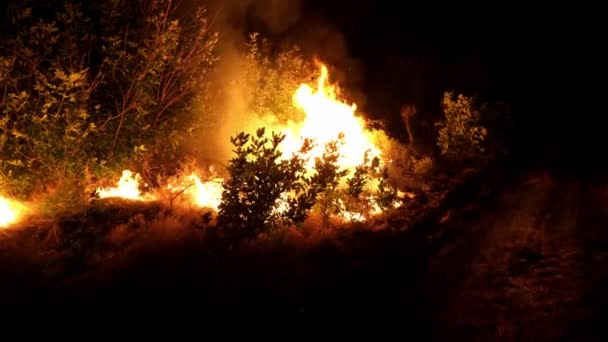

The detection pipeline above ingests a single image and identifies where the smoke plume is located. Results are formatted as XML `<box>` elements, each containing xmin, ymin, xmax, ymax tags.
<box><xmin>186</xmin><ymin>0</ymin><xmax>365</xmax><ymax>172</ymax></box>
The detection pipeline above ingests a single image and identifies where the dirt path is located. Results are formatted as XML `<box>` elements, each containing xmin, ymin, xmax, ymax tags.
<box><xmin>417</xmin><ymin>171</ymin><xmax>608</xmax><ymax>341</ymax></box>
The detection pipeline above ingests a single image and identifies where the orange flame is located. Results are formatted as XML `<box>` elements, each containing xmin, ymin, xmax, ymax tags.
<box><xmin>281</xmin><ymin>63</ymin><xmax>382</xmax><ymax>169</ymax></box>
<box><xmin>198</xmin><ymin>62</ymin><xmax>401</xmax><ymax>222</ymax></box>
<box><xmin>184</xmin><ymin>174</ymin><xmax>223</xmax><ymax>210</ymax></box>
<box><xmin>0</xmin><ymin>195</ymin><xmax>27</xmax><ymax>228</ymax></box>
<box><xmin>91</xmin><ymin>63</ymin><xmax>403</xmax><ymax>222</ymax></box>
<box><xmin>96</xmin><ymin>170</ymin><xmax>155</xmax><ymax>201</ymax></box>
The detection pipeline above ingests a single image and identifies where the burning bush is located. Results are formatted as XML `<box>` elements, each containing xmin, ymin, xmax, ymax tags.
<box><xmin>0</xmin><ymin>2</ymin><xmax>415</xmax><ymax>233</ymax></box>
<box><xmin>218</xmin><ymin>128</ymin><xmax>318</xmax><ymax>238</ymax></box>
<box><xmin>218</xmin><ymin>127</ymin><xmax>402</xmax><ymax>239</ymax></box>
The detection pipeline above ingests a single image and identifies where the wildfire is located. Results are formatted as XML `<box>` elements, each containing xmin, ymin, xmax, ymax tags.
<box><xmin>281</xmin><ymin>64</ymin><xmax>382</xmax><ymax>169</ymax></box>
<box><xmin>90</xmin><ymin>63</ymin><xmax>401</xmax><ymax>222</ymax></box>
<box><xmin>96</xmin><ymin>170</ymin><xmax>155</xmax><ymax>201</ymax></box>
<box><xmin>182</xmin><ymin>174</ymin><xmax>223</xmax><ymax>210</ymax></box>
<box><xmin>0</xmin><ymin>195</ymin><xmax>27</xmax><ymax>228</ymax></box>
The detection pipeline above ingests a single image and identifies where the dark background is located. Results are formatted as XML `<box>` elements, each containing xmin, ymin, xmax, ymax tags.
<box><xmin>245</xmin><ymin>1</ymin><xmax>599</xmax><ymax>171</ymax></box>
<box><xmin>1</xmin><ymin>1</ymin><xmax>598</xmax><ymax>169</ymax></box>
<box><xmin>245</xmin><ymin>0</ymin><xmax>531</xmax><ymax>153</ymax></box>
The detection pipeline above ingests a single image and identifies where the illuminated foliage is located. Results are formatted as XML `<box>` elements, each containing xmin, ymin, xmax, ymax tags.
<box><xmin>218</xmin><ymin>128</ymin><xmax>318</xmax><ymax>238</ymax></box>
<box><xmin>245</xmin><ymin>33</ymin><xmax>318</xmax><ymax>123</ymax></box>
<box><xmin>309</xmin><ymin>134</ymin><xmax>348</xmax><ymax>229</ymax></box>
<box><xmin>411</xmin><ymin>156</ymin><xmax>434</xmax><ymax>177</ymax></box>
<box><xmin>341</xmin><ymin>150</ymin><xmax>398</xmax><ymax>222</ymax></box>
<box><xmin>436</xmin><ymin>92</ymin><xmax>488</xmax><ymax>162</ymax></box>
<box><xmin>0</xmin><ymin>0</ymin><xmax>218</xmax><ymax>200</ymax></box>
<box><xmin>219</xmin><ymin>128</ymin><xmax>404</xmax><ymax>236</ymax></box>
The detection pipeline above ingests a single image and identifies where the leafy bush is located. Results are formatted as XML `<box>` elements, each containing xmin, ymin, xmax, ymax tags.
<box><xmin>96</xmin><ymin>0</ymin><xmax>219</xmax><ymax>175</ymax></box>
<box><xmin>436</xmin><ymin>92</ymin><xmax>488</xmax><ymax>162</ymax></box>
<box><xmin>245</xmin><ymin>33</ymin><xmax>318</xmax><ymax>123</ymax></box>
<box><xmin>217</xmin><ymin>128</ymin><xmax>319</xmax><ymax>239</ymax></box>
<box><xmin>412</xmin><ymin>156</ymin><xmax>434</xmax><ymax>177</ymax></box>
<box><xmin>369</xmin><ymin>128</ymin><xmax>425</xmax><ymax>191</ymax></box>
<box><xmin>0</xmin><ymin>3</ymin><xmax>101</xmax><ymax>196</ymax></box>
<box><xmin>0</xmin><ymin>0</ymin><xmax>218</xmax><ymax>201</ymax></box>
<box><xmin>218</xmin><ymin>127</ymin><xmax>405</xmax><ymax>237</ymax></box>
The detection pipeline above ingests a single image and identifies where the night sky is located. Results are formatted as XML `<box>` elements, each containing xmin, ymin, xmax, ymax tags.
<box><xmin>245</xmin><ymin>0</ymin><xmax>519</xmax><ymax>144</ymax></box>
<box><xmin>266</xmin><ymin>1</ymin><xmax>595</xmax><ymax>167</ymax></box>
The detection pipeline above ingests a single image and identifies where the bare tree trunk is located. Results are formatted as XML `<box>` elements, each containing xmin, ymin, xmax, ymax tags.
<box><xmin>401</xmin><ymin>104</ymin><xmax>416</xmax><ymax>146</ymax></box>
<box><xmin>404</xmin><ymin>113</ymin><xmax>414</xmax><ymax>146</ymax></box>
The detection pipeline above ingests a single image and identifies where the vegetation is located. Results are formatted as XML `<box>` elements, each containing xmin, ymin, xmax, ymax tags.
<box><xmin>0</xmin><ymin>0</ymin><xmax>510</xmax><ymax>245</ymax></box>
<box><xmin>244</xmin><ymin>33</ymin><xmax>318</xmax><ymax>123</ymax></box>
<box><xmin>218</xmin><ymin>128</ymin><xmax>400</xmax><ymax>238</ymax></box>
<box><xmin>435</xmin><ymin>92</ymin><xmax>488</xmax><ymax>163</ymax></box>
<box><xmin>0</xmin><ymin>0</ymin><xmax>218</xmax><ymax>201</ymax></box>
<box><xmin>217</xmin><ymin>128</ymin><xmax>317</xmax><ymax>239</ymax></box>
<box><xmin>341</xmin><ymin>150</ymin><xmax>399</xmax><ymax>222</ymax></box>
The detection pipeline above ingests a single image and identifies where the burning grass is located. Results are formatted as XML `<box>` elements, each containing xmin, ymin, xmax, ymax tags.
<box><xmin>0</xmin><ymin>62</ymin><xmax>431</xmax><ymax>242</ymax></box>
<box><xmin>3</xmin><ymin>63</ymin><xmax>400</xmax><ymax>224</ymax></box>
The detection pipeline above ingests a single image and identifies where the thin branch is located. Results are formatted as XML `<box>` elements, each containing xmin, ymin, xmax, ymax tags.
<box><xmin>54</xmin><ymin>92</ymin><xmax>66</xmax><ymax>118</ymax></box>
<box><xmin>111</xmin><ymin>109</ymin><xmax>125</xmax><ymax>150</ymax></box>
<box><xmin>169</xmin><ymin>182</ymin><xmax>195</xmax><ymax>208</ymax></box>
<box><xmin>1</xmin><ymin>86</ymin><xmax>7</xmax><ymax>106</ymax></box>
<box><xmin>100</xmin><ymin>111</ymin><xmax>122</xmax><ymax>130</ymax></box>
<box><xmin>9</xmin><ymin>49</ymin><xmax>46</xmax><ymax>76</ymax></box>
<box><xmin>86</xmin><ymin>68</ymin><xmax>104</xmax><ymax>95</ymax></box>
<box><xmin>153</xmin><ymin>89</ymin><xmax>188</xmax><ymax>126</ymax></box>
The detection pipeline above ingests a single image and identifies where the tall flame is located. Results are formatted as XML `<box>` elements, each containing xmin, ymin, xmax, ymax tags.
<box><xmin>281</xmin><ymin>64</ymin><xmax>382</xmax><ymax>169</ymax></box>
<box><xmin>0</xmin><ymin>195</ymin><xmax>27</xmax><ymax>228</ymax></box>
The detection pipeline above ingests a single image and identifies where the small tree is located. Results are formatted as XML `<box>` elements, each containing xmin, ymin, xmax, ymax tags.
<box><xmin>95</xmin><ymin>0</ymin><xmax>219</xmax><ymax>178</ymax></box>
<box><xmin>436</xmin><ymin>92</ymin><xmax>488</xmax><ymax>163</ymax></box>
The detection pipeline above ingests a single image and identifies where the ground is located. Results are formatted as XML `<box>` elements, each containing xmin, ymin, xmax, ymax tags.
<box><xmin>1</xmin><ymin>167</ymin><xmax>607</xmax><ymax>340</ymax></box>
<box><xmin>421</xmin><ymin>171</ymin><xmax>608</xmax><ymax>341</ymax></box>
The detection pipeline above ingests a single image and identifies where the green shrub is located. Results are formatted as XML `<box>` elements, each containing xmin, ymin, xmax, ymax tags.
<box><xmin>436</xmin><ymin>92</ymin><xmax>488</xmax><ymax>162</ymax></box>
<box><xmin>412</xmin><ymin>156</ymin><xmax>434</xmax><ymax>177</ymax></box>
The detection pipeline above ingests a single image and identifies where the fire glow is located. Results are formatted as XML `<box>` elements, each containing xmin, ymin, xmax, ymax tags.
<box><xmin>0</xmin><ymin>195</ymin><xmax>27</xmax><ymax>228</ymax></box>
<box><xmin>96</xmin><ymin>170</ymin><xmax>155</xmax><ymax>201</ymax></box>
<box><xmin>94</xmin><ymin>63</ymin><xmax>398</xmax><ymax>220</ymax></box>
<box><xmin>281</xmin><ymin>64</ymin><xmax>382</xmax><ymax>169</ymax></box>
<box><xmin>170</xmin><ymin>174</ymin><xmax>224</xmax><ymax>211</ymax></box>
